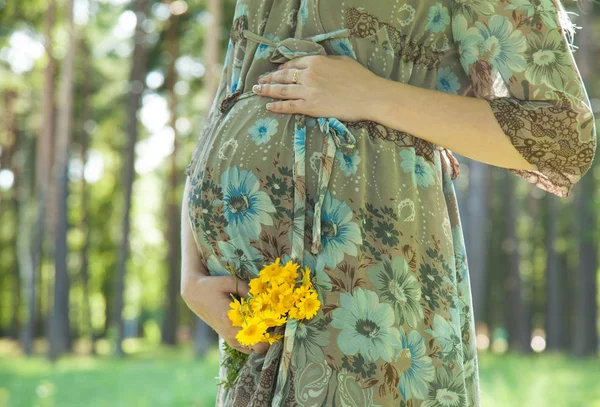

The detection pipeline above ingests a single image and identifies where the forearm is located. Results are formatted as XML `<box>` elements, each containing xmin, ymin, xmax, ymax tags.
<box><xmin>366</xmin><ymin>76</ymin><xmax>536</xmax><ymax>171</ymax></box>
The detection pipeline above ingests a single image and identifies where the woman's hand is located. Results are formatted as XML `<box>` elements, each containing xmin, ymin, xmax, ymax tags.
<box><xmin>253</xmin><ymin>55</ymin><xmax>381</xmax><ymax>122</ymax></box>
<box><xmin>181</xmin><ymin>273</ymin><xmax>270</xmax><ymax>355</ymax></box>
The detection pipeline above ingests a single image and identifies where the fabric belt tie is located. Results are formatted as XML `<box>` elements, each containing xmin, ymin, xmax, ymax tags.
<box><xmin>243</xmin><ymin>28</ymin><xmax>358</xmax><ymax>256</ymax></box>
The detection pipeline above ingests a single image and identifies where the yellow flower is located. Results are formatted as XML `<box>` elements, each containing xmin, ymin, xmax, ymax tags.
<box><xmin>268</xmin><ymin>283</ymin><xmax>293</xmax><ymax>314</ymax></box>
<box><xmin>249</xmin><ymin>278</ymin><xmax>269</xmax><ymax>296</ymax></box>
<box><xmin>262</xmin><ymin>332</ymin><xmax>283</xmax><ymax>345</ymax></box>
<box><xmin>299</xmin><ymin>290</ymin><xmax>320</xmax><ymax>319</ymax></box>
<box><xmin>288</xmin><ymin>305</ymin><xmax>306</xmax><ymax>320</ymax></box>
<box><xmin>236</xmin><ymin>319</ymin><xmax>268</xmax><ymax>346</ymax></box>
<box><xmin>250</xmin><ymin>293</ymin><xmax>270</xmax><ymax>314</ymax></box>
<box><xmin>302</xmin><ymin>266</ymin><xmax>313</xmax><ymax>288</ymax></box>
<box><xmin>227</xmin><ymin>298</ymin><xmax>245</xmax><ymax>327</ymax></box>
<box><xmin>259</xmin><ymin>258</ymin><xmax>283</xmax><ymax>280</ymax></box>
<box><xmin>281</xmin><ymin>260</ymin><xmax>300</xmax><ymax>283</ymax></box>
<box><xmin>259</xmin><ymin>309</ymin><xmax>287</xmax><ymax>327</ymax></box>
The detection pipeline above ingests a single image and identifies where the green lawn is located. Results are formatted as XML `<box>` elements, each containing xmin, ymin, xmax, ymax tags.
<box><xmin>1</xmin><ymin>347</ymin><xmax>599</xmax><ymax>407</ymax></box>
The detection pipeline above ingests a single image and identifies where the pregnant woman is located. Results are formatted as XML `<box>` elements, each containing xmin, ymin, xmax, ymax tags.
<box><xmin>181</xmin><ymin>0</ymin><xmax>596</xmax><ymax>405</ymax></box>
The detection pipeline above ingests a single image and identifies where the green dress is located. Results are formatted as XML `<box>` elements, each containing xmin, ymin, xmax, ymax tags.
<box><xmin>184</xmin><ymin>0</ymin><xmax>596</xmax><ymax>405</ymax></box>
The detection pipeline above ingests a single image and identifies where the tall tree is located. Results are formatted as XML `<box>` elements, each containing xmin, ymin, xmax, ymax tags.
<box><xmin>1</xmin><ymin>90</ymin><xmax>20</xmax><ymax>339</ymax></box>
<box><xmin>77</xmin><ymin>38</ymin><xmax>95</xmax><ymax>354</ymax></box>
<box><xmin>544</xmin><ymin>196</ymin><xmax>567</xmax><ymax>351</ymax></box>
<box><xmin>503</xmin><ymin>173</ymin><xmax>530</xmax><ymax>353</ymax></box>
<box><xmin>113</xmin><ymin>0</ymin><xmax>150</xmax><ymax>357</ymax></box>
<box><xmin>193</xmin><ymin>0</ymin><xmax>222</xmax><ymax>357</ymax></box>
<box><xmin>49</xmin><ymin>0</ymin><xmax>76</xmax><ymax>360</ymax></box>
<box><xmin>23</xmin><ymin>0</ymin><xmax>57</xmax><ymax>356</ymax></box>
<box><xmin>572</xmin><ymin>0</ymin><xmax>598</xmax><ymax>357</ymax></box>
<box><xmin>463</xmin><ymin>159</ymin><xmax>490</xmax><ymax>323</ymax></box>
<box><xmin>162</xmin><ymin>0</ymin><xmax>184</xmax><ymax>346</ymax></box>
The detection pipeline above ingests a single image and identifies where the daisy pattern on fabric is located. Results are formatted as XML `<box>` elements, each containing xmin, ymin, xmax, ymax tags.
<box><xmin>504</xmin><ymin>0</ymin><xmax>558</xmax><ymax>29</ymax></box>
<box><xmin>314</xmin><ymin>191</ymin><xmax>362</xmax><ymax>269</ymax></box>
<box><xmin>331</xmin><ymin>288</ymin><xmax>402</xmax><ymax>362</ymax></box>
<box><xmin>218</xmin><ymin>235</ymin><xmax>264</xmax><ymax>278</ymax></box>
<box><xmin>475</xmin><ymin>14</ymin><xmax>527</xmax><ymax>81</ymax></box>
<box><xmin>369</xmin><ymin>255</ymin><xmax>424</xmax><ymax>328</ymax></box>
<box><xmin>425</xmin><ymin>2</ymin><xmax>450</xmax><ymax>33</ymax></box>
<box><xmin>218</xmin><ymin>166</ymin><xmax>276</xmax><ymax>240</ymax></box>
<box><xmin>335</xmin><ymin>149</ymin><xmax>361</xmax><ymax>176</ymax></box>
<box><xmin>425</xmin><ymin>306</ymin><xmax>462</xmax><ymax>360</ymax></box>
<box><xmin>422</xmin><ymin>366</ymin><xmax>467</xmax><ymax>407</ymax></box>
<box><xmin>451</xmin><ymin>14</ymin><xmax>484</xmax><ymax>73</ymax></box>
<box><xmin>524</xmin><ymin>29</ymin><xmax>570</xmax><ymax>89</ymax></box>
<box><xmin>255</xmin><ymin>33</ymin><xmax>280</xmax><ymax>59</ymax></box>
<box><xmin>248</xmin><ymin>117</ymin><xmax>279</xmax><ymax>145</ymax></box>
<box><xmin>436</xmin><ymin>67</ymin><xmax>461</xmax><ymax>94</ymax></box>
<box><xmin>396</xmin><ymin>329</ymin><xmax>436</xmax><ymax>401</ymax></box>
<box><xmin>399</xmin><ymin>149</ymin><xmax>436</xmax><ymax>189</ymax></box>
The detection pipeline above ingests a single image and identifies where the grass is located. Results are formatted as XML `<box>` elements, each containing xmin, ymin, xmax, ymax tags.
<box><xmin>1</xmin><ymin>344</ymin><xmax>599</xmax><ymax>407</ymax></box>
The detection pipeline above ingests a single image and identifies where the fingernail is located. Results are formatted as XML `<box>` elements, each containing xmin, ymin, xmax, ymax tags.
<box><xmin>266</xmin><ymin>103</ymin><xmax>272</xmax><ymax>110</ymax></box>
<box><xmin>252</xmin><ymin>84</ymin><xmax>261</xmax><ymax>93</ymax></box>
<box><xmin>277</xmin><ymin>64</ymin><xmax>283</xmax><ymax>70</ymax></box>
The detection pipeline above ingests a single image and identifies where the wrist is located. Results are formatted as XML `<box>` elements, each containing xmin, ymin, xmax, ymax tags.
<box><xmin>364</xmin><ymin>75</ymin><xmax>395</xmax><ymax>123</ymax></box>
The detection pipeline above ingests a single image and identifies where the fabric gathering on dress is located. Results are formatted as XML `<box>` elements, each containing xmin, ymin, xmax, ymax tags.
<box><xmin>184</xmin><ymin>0</ymin><xmax>596</xmax><ymax>406</ymax></box>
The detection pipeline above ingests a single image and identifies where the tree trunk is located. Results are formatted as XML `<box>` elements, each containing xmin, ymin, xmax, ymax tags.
<box><xmin>162</xmin><ymin>3</ymin><xmax>182</xmax><ymax>346</ymax></box>
<box><xmin>1</xmin><ymin>90</ymin><xmax>20</xmax><ymax>339</ymax></box>
<box><xmin>23</xmin><ymin>0</ymin><xmax>57</xmax><ymax>356</ymax></box>
<box><xmin>113</xmin><ymin>0</ymin><xmax>149</xmax><ymax>357</ymax></box>
<box><xmin>463</xmin><ymin>159</ymin><xmax>490</xmax><ymax>323</ymax></box>
<box><xmin>503</xmin><ymin>173</ymin><xmax>530</xmax><ymax>353</ymax></box>
<box><xmin>544</xmin><ymin>195</ymin><xmax>567</xmax><ymax>351</ymax></box>
<box><xmin>78</xmin><ymin>38</ymin><xmax>95</xmax><ymax>355</ymax></box>
<box><xmin>572</xmin><ymin>0</ymin><xmax>598</xmax><ymax>358</ymax></box>
<box><xmin>193</xmin><ymin>0</ymin><xmax>222</xmax><ymax>357</ymax></box>
<box><xmin>49</xmin><ymin>0</ymin><xmax>76</xmax><ymax>361</ymax></box>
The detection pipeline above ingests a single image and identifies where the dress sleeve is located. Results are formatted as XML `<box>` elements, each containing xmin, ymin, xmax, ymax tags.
<box><xmin>450</xmin><ymin>0</ymin><xmax>596</xmax><ymax>197</ymax></box>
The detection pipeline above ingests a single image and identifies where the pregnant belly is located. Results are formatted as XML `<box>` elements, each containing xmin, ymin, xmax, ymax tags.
<box><xmin>185</xmin><ymin>91</ymin><xmax>457</xmax><ymax>282</ymax></box>
<box><xmin>186</xmin><ymin>93</ymin><xmax>316</xmax><ymax>281</ymax></box>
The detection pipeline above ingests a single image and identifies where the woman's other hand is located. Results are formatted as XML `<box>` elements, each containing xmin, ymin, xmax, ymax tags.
<box><xmin>181</xmin><ymin>274</ymin><xmax>269</xmax><ymax>355</ymax></box>
<box><xmin>253</xmin><ymin>55</ymin><xmax>381</xmax><ymax>122</ymax></box>
<box><xmin>180</xmin><ymin>176</ymin><xmax>269</xmax><ymax>355</ymax></box>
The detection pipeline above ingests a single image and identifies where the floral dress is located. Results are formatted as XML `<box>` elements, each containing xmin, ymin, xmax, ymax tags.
<box><xmin>184</xmin><ymin>0</ymin><xmax>596</xmax><ymax>405</ymax></box>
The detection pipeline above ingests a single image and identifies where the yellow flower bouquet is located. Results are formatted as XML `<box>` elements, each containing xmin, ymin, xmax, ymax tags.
<box><xmin>221</xmin><ymin>257</ymin><xmax>321</xmax><ymax>388</ymax></box>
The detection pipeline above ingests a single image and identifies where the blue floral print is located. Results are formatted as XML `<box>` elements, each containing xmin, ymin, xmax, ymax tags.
<box><xmin>331</xmin><ymin>288</ymin><xmax>402</xmax><ymax>362</ymax></box>
<box><xmin>315</xmin><ymin>191</ymin><xmax>362</xmax><ymax>269</ymax></box>
<box><xmin>436</xmin><ymin>67</ymin><xmax>461</xmax><ymax>94</ymax></box>
<box><xmin>293</xmin><ymin>125</ymin><xmax>306</xmax><ymax>160</ymax></box>
<box><xmin>475</xmin><ymin>15</ymin><xmax>527</xmax><ymax>80</ymax></box>
<box><xmin>397</xmin><ymin>330</ymin><xmax>436</xmax><ymax>400</ymax></box>
<box><xmin>218</xmin><ymin>234</ymin><xmax>264</xmax><ymax>278</ymax></box>
<box><xmin>425</xmin><ymin>2</ymin><xmax>450</xmax><ymax>33</ymax></box>
<box><xmin>254</xmin><ymin>33</ymin><xmax>280</xmax><ymax>59</ymax></box>
<box><xmin>248</xmin><ymin>117</ymin><xmax>279</xmax><ymax>145</ymax></box>
<box><xmin>451</xmin><ymin>14</ymin><xmax>484</xmax><ymax>73</ymax></box>
<box><xmin>218</xmin><ymin>166</ymin><xmax>276</xmax><ymax>240</ymax></box>
<box><xmin>399</xmin><ymin>149</ymin><xmax>436</xmax><ymax>189</ymax></box>
<box><xmin>369</xmin><ymin>255</ymin><xmax>423</xmax><ymax>328</ymax></box>
<box><xmin>335</xmin><ymin>149</ymin><xmax>361</xmax><ymax>176</ymax></box>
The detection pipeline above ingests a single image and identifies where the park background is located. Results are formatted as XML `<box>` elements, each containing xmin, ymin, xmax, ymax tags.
<box><xmin>0</xmin><ymin>0</ymin><xmax>599</xmax><ymax>406</ymax></box>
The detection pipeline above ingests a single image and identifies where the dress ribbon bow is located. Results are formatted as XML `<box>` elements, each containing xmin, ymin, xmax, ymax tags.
<box><xmin>242</xmin><ymin>28</ymin><xmax>358</xmax><ymax>256</ymax></box>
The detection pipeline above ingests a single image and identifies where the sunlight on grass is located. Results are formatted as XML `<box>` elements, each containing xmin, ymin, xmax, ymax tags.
<box><xmin>0</xmin><ymin>345</ymin><xmax>599</xmax><ymax>407</ymax></box>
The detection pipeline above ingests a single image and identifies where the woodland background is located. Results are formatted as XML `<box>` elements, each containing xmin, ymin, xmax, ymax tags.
<box><xmin>0</xmin><ymin>0</ymin><xmax>599</xmax><ymax>406</ymax></box>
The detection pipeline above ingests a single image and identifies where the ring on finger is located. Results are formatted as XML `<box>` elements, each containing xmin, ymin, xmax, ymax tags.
<box><xmin>292</xmin><ymin>69</ymin><xmax>299</xmax><ymax>84</ymax></box>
